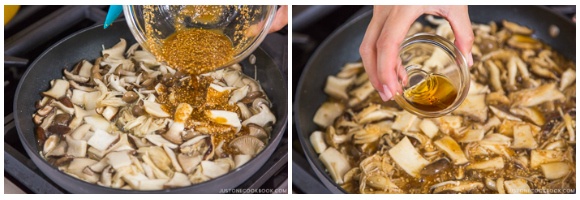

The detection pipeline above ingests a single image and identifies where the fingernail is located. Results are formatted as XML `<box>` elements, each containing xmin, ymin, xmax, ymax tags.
<box><xmin>378</xmin><ymin>91</ymin><xmax>389</xmax><ymax>101</ymax></box>
<box><xmin>468</xmin><ymin>52</ymin><xmax>474</xmax><ymax>66</ymax></box>
<box><xmin>381</xmin><ymin>85</ymin><xmax>392</xmax><ymax>101</ymax></box>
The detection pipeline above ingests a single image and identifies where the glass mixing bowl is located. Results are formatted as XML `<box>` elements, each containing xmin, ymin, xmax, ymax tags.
<box><xmin>123</xmin><ymin>5</ymin><xmax>277</xmax><ymax>69</ymax></box>
<box><xmin>393</xmin><ymin>33</ymin><xmax>470</xmax><ymax>118</ymax></box>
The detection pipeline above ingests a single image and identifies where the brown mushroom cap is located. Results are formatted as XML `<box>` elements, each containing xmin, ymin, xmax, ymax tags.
<box><xmin>228</xmin><ymin>135</ymin><xmax>265</xmax><ymax>156</ymax></box>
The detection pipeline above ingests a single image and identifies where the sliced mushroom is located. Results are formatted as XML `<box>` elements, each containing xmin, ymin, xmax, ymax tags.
<box><xmin>87</xmin><ymin>129</ymin><xmax>118</xmax><ymax>152</ymax></box>
<box><xmin>313</xmin><ymin>101</ymin><xmax>344</xmax><ymax>128</ymax></box>
<box><xmin>164</xmin><ymin>172</ymin><xmax>191</xmax><ymax>188</ymax></box>
<box><xmin>145</xmin><ymin>134</ymin><xmax>178</xmax><ymax>149</ymax></box>
<box><xmin>504</xmin><ymin>179</ymin><xmax>532</xmax><ymax>194</ymax></box>
<box><xmin>142</xmin><ymin>100</ymin><xmax>170</xmax><ymax>118</ymax></box>
<box><xmin>348</xmin><ymin>81</ymin><xmax>375</xmax><ymax>106</ymax></box>
<box><xmin>509</xmin><ymin>83</ymin><xmax>565</xmax><ymax>107</ymax></box>
<box><xmin>177</xmin><ymin>153</ymin><xmax>202</xmax><ymax>174</ymax></box>
<box><xmin>247</xmin><ymin>123</ymin><xmax>268</xmax><ymax>142</ymax></box>
<box><xmin>200</xmin><ymin>159</ymin><xmax>231</xmax><ymax>178</ymax></box>
<box><xmin>324</xmin><ymin>75</ymin><xmax>355</xmax><ymax>100</ymax></box>
<box><xmin>207</xmin><ymin>110</ymin><xmax>241</xmax><ymax>131</ymax></box>
<box><xmin>452</xmin><ymin>93</ymin><xmax>488</xmax><ymax>122</ymax></box>
<box><xmin>43</xmin><ymin>79</ymin><xmax>70</xmax><ymax>99</ymax></box>
<box><xmin>310</xmin><ymin>130</ymin><xmax>327</xmax><ymax>154</ymax></box>
<box><xmin>559</xmin><ymin>68</ymin><xmax>575</xmax><ymax>91</ymax></box>
<box><xmin>419</xmin><ymin>119</ymin><xmax>439</xmax><ymax>138</ymax></box>
<box><xmin>530</xmin><ymin>149</ymin><xmax>565</xmax><ymax>168</ymax></box>
<box><xmin>229</xmin><ymin>135</ymin><xmax>264</xmax><ymax>156</ymax></box>
<box><xmin>388</xmin><ymin>137</ymin><xmax>430</xmax><ymax>177</ymax></box>
<box><xmin>467</xmin><ymin>156</ymin><xmax>504</xmax><ymax>171</ymax></box>
<box><xmin>434</xmin><ymin>136</ymin><xmax>468</xmax><ymax>165</ymax></box>
<box><xmin>540</xmin><ymin>162</ymin><xmax>570</xmax><ymax>180</ymax></box>
<box><xmin>241</xmin><ymin>104</ymin><xmax>275</xmax><ymax>128</ymax></box>
<box><xmin>66</xmin><ymin>136</ymin><xmax>88</xmax><ymax>157</ymax></box>
<box><xmin>163</xmin><ymin>103</ymin><xmax>193</xmax><ymax>144</ymax></box>
<box><xmin>430</xmin><ymin>181</ymin><xmax>484</xmax><ymax>194</ymax></box>
<box><xmin>319</xmin><ymin>147</ymin><xmax>351</xmax><ymax>184</ymax></box>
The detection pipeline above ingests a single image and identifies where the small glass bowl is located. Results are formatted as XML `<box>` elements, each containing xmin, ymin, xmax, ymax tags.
<box><xmin>393</xmin><ymin>33</ymin><xmax>470</xmax><ymax>118</ymax></box>
<box><xmin>123</xmin><ymin>5</ymin><xmax>277</xmax><ymax>68</ymax></box>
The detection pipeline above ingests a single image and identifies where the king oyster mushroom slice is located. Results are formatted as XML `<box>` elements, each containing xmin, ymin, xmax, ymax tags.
<box><xmin>145</xmin><ymin>134</ymin><xmax>178</xmax><ymax>149</ymax></box>
<box><xmin>207</xmin><ymin>110</ymin><xmax>242</xmax><ymax>132</ymax></box>
<box><xmin>64</xmin><ymin>68</ymin><xmax>89</xmax><ymax>83</ymax></box>
<box><xmin>313</xmin><ymin>102</ymin><xmax>345</xmax><ymax>128</ymax></box>
<box><xmin>466</xmin><ymin>156</ymin><xmax>505</xmax><ymax>171</ymax></box>
<box><xmin>540</xmin><ymin>162</ymin><xmax>570</xmax><ymax>180</ymax></box>
<box><xmin>43</xmin><ymin>134</ymin><xmax>60</xmax><ymax>154</ymax></box>
<box><xmin>234</xmin><ymin>154</ymin><xmax>252</xmax><ymax>168</ymax></box>
<box><xmin>434</xmin><ymin>136</ymin><xmax>469</xmax><ymax>165</ymax></box>
<box><xmin>163</xmin><ymin>145</ymin><xmax>182</xmax><ymax>173</ymax></box>
<box><xmin>348</xmin><ymin>81</ymin><xmax>374</xmax><ymax>106</ymax></box>
<box><xmin>201</xmin><ymin>157</ymin><xmax>234</xmax><ymax>178</ymax></box>
<box><xmin>228</xmin><ymin>85</ymin><xmax>249</xmax><ymax>104</ymax></box>
<box><xmin>509</xmin><ymin>83</ymin><xmax>565</xmax><ymax>107</ymax></box>
<box><xmin>43</xmin><ymin>79</ymin><xmax>70</xmax><ymax>99</ymax></box>
<box><xmin>242</xmin><ymin>104</ymin><xmax>275</xmax><ymax>127</ymax></box>
<box><xmin>503</xmin><ymin>179</ymin><xmax>532</xmax><ymax>194</ymax></box>
<box><xmin>388</xmin><ymin>137</ymin><xmax>430</xmax><ymax>177</ymax></box>
<box><xmin>66</xmin><ymin>136</ymin><xmax>88</xmax><ymax>157</ymax></box>
<box><xmin>452</xmin><ymin>93</ymin><xmax>488</xmax><ymax>123</ymax></box>
<box><xmin>229</xmin><ymin>135</ymin><xmax>265</xmax><ymax>156</ymax></box>
<box><xmin>430</xmin><ymin>181</ymin><xmax>484</xmax><ymax>194</ymax></box>
<box><xmin>142</xmin><ymin>100</ymin><xmax>170</xmax><ymax>118</ymax></box>
<box><xmin>530</xmin><ymin>149</ymin><xmax>565</xmax><ymax>169</ymax></box>
<box><xmin>310</xmin><ymin>130</ymin><xmax>328</xmax><ymax>154</ymax></box>
<box><xmin>164</xmin><ymin>172</ymin><xmax>191</xmax><ymax>188</ymax></box>
<box><xmin>324</xmin><ymin>75</ymin><xmax>356</xmax><ymax>100</ymax></box>
<box><xmin>163</xmin><ymin>103</ymin><xmax>193</xmax><ymax>144</ymax></box>
<box><xmin>87</xmin><ymin>129</ymin><xmax>119</xmax><ymax>152</ymax></box>
<box><xmin>319</xmin><ymin>147</ymin><xmax>351</xmax><ymax>184</ymax></box>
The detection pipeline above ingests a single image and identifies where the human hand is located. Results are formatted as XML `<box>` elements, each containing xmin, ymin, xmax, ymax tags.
<box><xmin>269</xmin><ymin>5</ymin><xmax>288</xmax><ymax>33</ymax></box>
<box><xmin>359</xmin><ymin>5</ymin><xmax>474</xmax><ymax>101</ymax></box>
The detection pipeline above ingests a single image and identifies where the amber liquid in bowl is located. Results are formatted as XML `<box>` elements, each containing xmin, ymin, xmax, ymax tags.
<box><xmin>403</xmin><ymin>74</ymin><xmax>457</xmax><ymax>112</ymax></box>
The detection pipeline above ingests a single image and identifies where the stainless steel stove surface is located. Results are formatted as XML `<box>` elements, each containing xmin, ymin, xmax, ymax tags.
<box><xmin>291</xmin><ymin>5</ymin><xmax>575</xmax><ymax>194</ymax></box>
<box><xmin>4</xmin><ymin>5</ymin><xmax>288</xmax><ymax>194</ymax></box>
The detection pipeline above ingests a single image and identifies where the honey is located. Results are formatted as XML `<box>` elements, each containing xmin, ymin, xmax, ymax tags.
<box><xmin>403</xmin><ymin>74</ymin><xmax>457</xmax><ymax>112</ymax></box>
<box><xmin>160</xmin><ymin>28</ymin><xmax>235</xmax><ymax>75</ymax></box>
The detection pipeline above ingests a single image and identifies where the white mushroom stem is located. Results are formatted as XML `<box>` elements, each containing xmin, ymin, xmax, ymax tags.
<box><xmin>242</xmin><ymin>104</ymin><xmax>276</xmax><ymax>127</ymax></box>
<box><xmin>319</xmin><ymin>147</ymin><xmax>351</xmax><ymax>184</ymax></box>
<box><xmin>313</xmin><ymin>102</ymin><xmax>345</xmax><ymax>128</ymax></box>
<box><xmin>388</xmin><ymin>137</ymin><xmax>430</xmax><ymax>177</ymax></box>
<box><xmin>504</xmin><ymin>179</ymin><xmax>532</xmax><ymax>194</ymax></box>
<box><xmin>434</xmin><ymin>136</ymin><xmax>468</xmax><ymax>165</ymax></box>
<box><xmin>540</xmin><ymin>162</ymin><xmax>570</xmax><ymax>180</ymax></box>
<box><xmin>466</xmin><ymin>156</ymin><xmax>504</xmax><ymax>171</ymax></box>
<box><xmin>324</xmin><ymin>75</ymin><xmax>355</xmax><ymax>100</ymax></box>
<box><xmin>43</xmin><ymin>79</ymin><xmax>70</xmax><ymax>99</ymax></box>
<box><xmin>391</xmin><ymin>111</ymin><xmax>418</xmax><ymax>132</ymax></box>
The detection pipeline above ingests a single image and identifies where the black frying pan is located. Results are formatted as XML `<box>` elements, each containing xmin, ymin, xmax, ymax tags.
<box><xmin>14</xmin><ymin>20</ymin><xmax>288</xmax><ymax>193</ymax></box>
<box><xmin>295</xmin><ymin>5</ymin><xmax>575</xmax><ymax>193</ymax></box>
